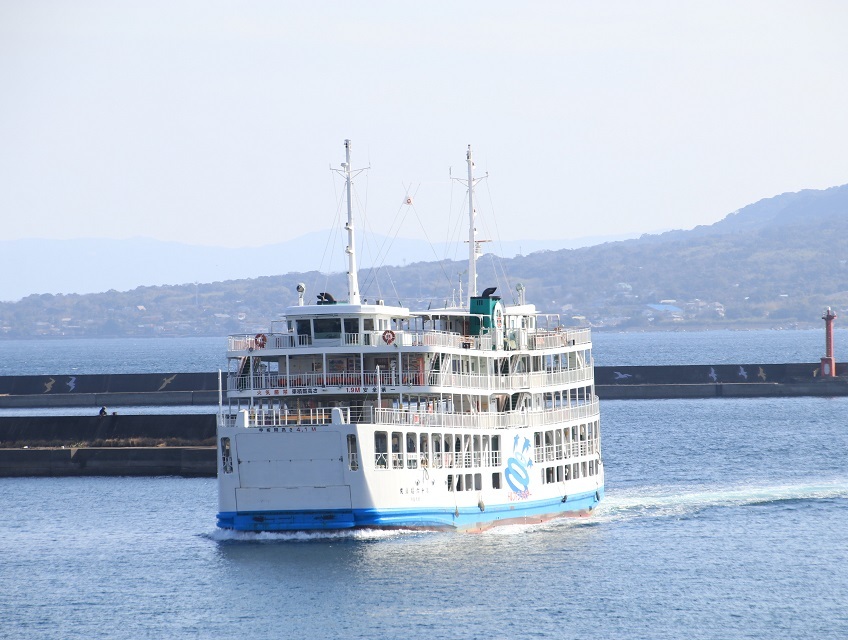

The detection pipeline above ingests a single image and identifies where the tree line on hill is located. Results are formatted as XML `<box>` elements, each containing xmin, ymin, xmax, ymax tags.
<box><xmin>2</xmin><ymin>184</ymin><xmax>847</xmax><ymax>338</ymax></box>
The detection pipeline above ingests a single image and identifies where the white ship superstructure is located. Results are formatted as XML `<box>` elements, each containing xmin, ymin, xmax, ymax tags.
<box><xmin>216</xmin><ymin>142</ymin><xmax>604</xmax><ymax>532</ymax></box>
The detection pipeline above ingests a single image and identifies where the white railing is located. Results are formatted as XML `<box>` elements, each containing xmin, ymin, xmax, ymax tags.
<box><xmin>427</xmin><ymin>364</ymin><xmax>593</xmax><ymax>392</ymax></box>
<box><xmin>229</xmin><ymin>360</ymin><xmax>594</xmax><ymax>395</ymax></box>
<box><xmin>534</xmin><ymin>439</ymin><xmax>597</xmax><ymax>462</ymax></box>
<box><xmin>220</xmin><ymin>406</ymin><xmax>349</xmax><ymax>428</ymax></box>
<box><xmin>228</xmin><ymin>326</ymin><xmax>591</xmax><ymax>353</ymax></box>
<box><xmin>227</xmin><ymin>368</ymin><xmax>427</xmax><ymax>392</ymax></box>
<box><xmin>372</xmin><ymin>399</ymin><xmax>599</xmax><ymax>431</ymax></box>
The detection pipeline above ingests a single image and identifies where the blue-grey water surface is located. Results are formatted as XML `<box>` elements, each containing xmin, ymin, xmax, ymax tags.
<box><xmin>0</xmin><ymin>333</ymin><xmax>846</xmax><ymax>639</ymax></box>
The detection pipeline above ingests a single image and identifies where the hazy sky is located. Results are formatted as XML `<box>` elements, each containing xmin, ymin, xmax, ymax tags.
<box><xmin>2</xmin><ymin>1</ymin><xmax>847</xmax><ymax>249</ymax></box>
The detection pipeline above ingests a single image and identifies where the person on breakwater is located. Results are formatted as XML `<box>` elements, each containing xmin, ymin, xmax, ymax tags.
<box><xmin>99</xmin><ymin>406</ymin><xmax>107</xmax><ymax>417</ymax></box>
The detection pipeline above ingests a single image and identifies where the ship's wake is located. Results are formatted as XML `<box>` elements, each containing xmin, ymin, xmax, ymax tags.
<box><xmin>488</xmin><ymin>480</ymin><xmax>848</xmax><ymax>536</ymax></box>
<box><xmin>204</xmin><ymin>527</ymin><xmax>436</xmax><ymax>543</ymax></box>
<box><xmin>203</xmin><ymin>481</ymin><xmax>848</xmax><ymax>541</ymax></box>
<box><xmin>590</xmin><ymin>480</ymin><xmax>848</xmax><ymax>525</ymax></box>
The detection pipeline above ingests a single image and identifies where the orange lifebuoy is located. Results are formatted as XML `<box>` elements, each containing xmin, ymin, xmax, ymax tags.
<box><xmin>382</xmin><ymin>329</ymin><xmax>396</xmax><ymax>345</ymax></box>
<box><xmin>255</xmin><ymin>333</ymin><xmax>267</xmax><ymax>348</ymax></box>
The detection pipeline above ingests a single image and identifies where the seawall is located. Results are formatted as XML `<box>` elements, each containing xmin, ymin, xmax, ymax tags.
<box><xmin>0</xmin><ymin>414</ymin><xmax>217</xmax><ymax>477</ymax></box>
<box><xmin>0</xmin><ymin>447</ymin><xmax>215</xmax><ymax>477</ymax></box>
<box><xmin>1</xmin><ymin>365</ymin><xmax>846</xmax><ymax>408</ymax></box>
<box><xmin>2</xmin><ymin>366</ymin><xmax>846</xmax><ymax>477</ymax></box>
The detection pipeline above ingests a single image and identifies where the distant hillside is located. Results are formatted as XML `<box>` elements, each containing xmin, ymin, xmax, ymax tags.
<box><xmin>665</xmin><ymin>184</ymin><xmax>848</xmax><ymax>238</ymax></box>
<box><xmin>2</xmin><ymin>184</ymin><xmax>847</xmax><ymax>337</ymax></box>
<box><xmin>0</xmin><ymin>231</ymin><xmax>637</xmax><ymax>303</ymax></box>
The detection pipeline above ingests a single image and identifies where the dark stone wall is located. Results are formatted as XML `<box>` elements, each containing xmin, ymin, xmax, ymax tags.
<box><xmin>0</xmin><ymin>414</ymin><xmax>216</xmax><ymax>446</ymax></box>
<box><xmin>594</xmin><ymin>363</ymin><xmax>843</xmax><ymax>386</ymax></box>
<box><xmin>0</xmin><ymin>447</ymin><xmax>215</xmax><ymax>477</ymax></box>
<box><xmin>0</xmin><ymin>372</ymin><xmax>219</xmax><ymax>396</ymax></box>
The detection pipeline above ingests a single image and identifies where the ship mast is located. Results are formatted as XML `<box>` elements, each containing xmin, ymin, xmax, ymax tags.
<box><xmin>452</xmin><ymin>145</ymin><xmax>487</xmax><ymax>309</ymax></box>
<box><xmin>466</xmin><ymin>146</ymin><xmax>476</xmax><ymax>308</ymax></box>
<box><xmin>332</xmin><ymin>139</ymin><xmax>367</xmax><ymax>305</ymax></box>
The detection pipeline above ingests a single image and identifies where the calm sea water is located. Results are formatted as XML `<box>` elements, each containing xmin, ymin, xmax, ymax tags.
<box><xmin>0</xmin><ymin>328</ymin><xmax>844</xmax><ymax>376</ymax></box>
<box><xmin>1</xmin><ymin>332</ymin><xmax>847</xmax><ymax>639</ymax></box>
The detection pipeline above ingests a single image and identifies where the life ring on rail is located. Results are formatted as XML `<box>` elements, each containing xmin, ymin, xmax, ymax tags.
<box><xmin>255</xmin><ymin>333</ymin><xmax>267</xmax><ymax>349</ymax></box>
<box><xmin>382</xmin><ymin>329</ymin><xmax>396</xmax><ymax>345</ymax></box>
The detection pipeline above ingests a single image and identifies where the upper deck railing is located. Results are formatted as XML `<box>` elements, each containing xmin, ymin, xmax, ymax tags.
<box><xmin>228</xmin><ymin>327</ymin><xmax>591</xmax><ymax>353</ymax></box>
<box><xmin>220</xmin><ymin>398</ymin><xmax>599</xmax><ymax>431</ymax></box>
<box><xmin>227</xmin><ymin>360</ymin><xmax>594</xmax><ymax>394</ymax></box>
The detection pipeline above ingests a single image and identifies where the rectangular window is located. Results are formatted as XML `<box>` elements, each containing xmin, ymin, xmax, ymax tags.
<box><xmin>295</xmin><ymin>319</ymin><xmax>312</xmax><ymax>344</ymax></box>
<box><xmin>445</xmin><ymin>433</ymin><xmax>454</xmax><ymax>468</ymax></box>
<box><xmin>344</xmin><ymin>317</ymin><xmax>360</xmax><ymax>336</ymax></box>
<box><xmin>343</xmin><ymin>434</ymin><xmax>359</xmax><ymax>471</ymax></box>
<box><xmin>406</xmin><ymin>432</ymin><xmax>418</xmax><ymax>469</ymax></box>
<box><xmin>374</xmin><ymin>431</ymin><xmax>388</xmax><ymax>469</ymax></box>
<box><xmin>556</xmin><ymin>465</ymin><xmax>563</xmax><ymax>482</ymax></box>
<box><xmin>492</xmin><ymin>472</ymin><xmax>501</xmax><ymax>489</ymax></box>
<box><xmin>391</xmin><ymin>431</ymin><xmax>403</xmax><ymax>469</ymax></box>
<box><xmin>313</xmin><ymin>317</ymin><xmax>341</xmax><ymax>339</ymax></box>
<box><xmin>456</xmin><ymin>474</ymin><xmax>464</xmax><ymax>491</ymax></box>
<box><xmin>474</xmin><ymin>473</ymin><xmax>482</xmax><ymax>491</ymax></box>
<box><xmin>465</xmin><ymin>473</ymin><xmax>473</xmax><ymax>491</ymax></box>
<box><xmin>447</xmin><ymin>474</ymin><xmax>454</xmax><ymax>492</ymax></box>
<box><xmin>220</xmin><ymin>437</ymin><xmax>233</xmax><ymax>474</ymax></box>
<box><xmin>419</xmin><ymin>433</ymin><xmax>429</xmax><ymax>468</ymax></box>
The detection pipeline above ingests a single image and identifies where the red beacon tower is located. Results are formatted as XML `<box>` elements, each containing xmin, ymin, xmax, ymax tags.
<box><xmin>821</xmin><ymin>307</ymin><xmax>837</xmax><ymax>377</ymax></box>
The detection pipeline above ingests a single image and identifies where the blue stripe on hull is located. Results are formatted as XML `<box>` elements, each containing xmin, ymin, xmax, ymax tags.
<box><xmin>217</xmin><ymin>486</ymin><xmax>604</xmax><ymax>532</ymax></box>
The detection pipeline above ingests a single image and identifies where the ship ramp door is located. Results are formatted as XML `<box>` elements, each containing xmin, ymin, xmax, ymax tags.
<box><xmin>234</xmin><ymin>431</ymin><xmax>353</xmax><ymax>513</ymax></box>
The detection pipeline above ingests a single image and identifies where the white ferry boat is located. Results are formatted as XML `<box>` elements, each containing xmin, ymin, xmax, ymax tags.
<box><xmin>216</xmin><ymin>141</ymin><xmax>604</xmax><ymax>532</ymax></box>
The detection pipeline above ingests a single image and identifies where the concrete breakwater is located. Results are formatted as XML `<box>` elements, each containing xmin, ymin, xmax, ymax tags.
<box><xmin>0</xmin><ymin>372</ymin><xmax>220</xmax><ymax>408</ymax></box>
<box><xmin>0</xmin><ymin>414</ymin><xmax>216</xmax><ymax>477</ymax></box>
<box><xmin>595</xmin><ymin>362</ymin><xmax>848</xmax><ymax>398</ymax></box>
<box><xmin>0</xmin><ymin>446</ymin><xmax>215</xmax><ymax>477</ymax></box>
<box><xmin>1</xmin><ymin>364</ymin><xmax>845</xmax><ymax>477</ymax></box>
<box><xmin>0</xmin><ymin>365</ymin><xmax>846</xmax><ymax>408</ymax></box>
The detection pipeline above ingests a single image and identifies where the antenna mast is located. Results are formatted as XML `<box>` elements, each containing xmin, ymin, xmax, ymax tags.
<box><xmin>331</xmin><ymin>139</ymin><xmax>367</xmax><ymax>305</ymax></box>
<box><xmin>452</xmin><ymin>145</ymin><xmax>487</xmax><ymax>309</ymax></box>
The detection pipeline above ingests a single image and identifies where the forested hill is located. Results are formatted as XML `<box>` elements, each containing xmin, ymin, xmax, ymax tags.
<box><xmin>3</xmin><ymin>184</ymin><xmax>848</xmax><ymax>337</ymax></box>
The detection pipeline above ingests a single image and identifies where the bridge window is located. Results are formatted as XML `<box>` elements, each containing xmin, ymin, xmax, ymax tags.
<box><xmin>295</xmin><ymin>319</ymin><xmax>312</xmax><ymax>343</ymax></box>
<box><xmin>314</xmin><ymin>318</ymin><xmax>341</xmax><ymax>339</ymax></box>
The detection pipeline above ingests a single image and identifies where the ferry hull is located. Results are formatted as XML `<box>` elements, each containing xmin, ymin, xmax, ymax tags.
<box><xmin>217</xmin><ymin>486</ymin><xmax>604</xmax><ymax>533</ymax></box>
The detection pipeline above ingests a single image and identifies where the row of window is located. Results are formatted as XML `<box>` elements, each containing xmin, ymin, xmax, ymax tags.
<box><xmin>374</xmin><ymin>431</ymin><xmax>501</xmax><ymax>470</ymax></box>
<box><xmin>540</xmin><ymin>459</ymin><xmax>600</xmax><ymax>484</ymax></box>
<box><xmin>534</xmin><ymin>423</ymin><xmax>600</xmax><ymax>462</ymax></box>
<box><xmin>447</xmin><ymin>472</ymin><xmax>502</xmax><ymax>492</ymax></box>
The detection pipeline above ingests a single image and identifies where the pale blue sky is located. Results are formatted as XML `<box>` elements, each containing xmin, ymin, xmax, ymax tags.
<box><xmin>1</xmin><ymin>1</ymin><xmax>847</xmax><ymax>249</ymax></box>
